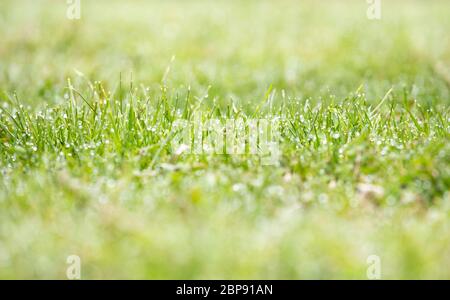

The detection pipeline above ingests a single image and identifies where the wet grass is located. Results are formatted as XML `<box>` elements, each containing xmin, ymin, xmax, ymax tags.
<box><xmin>0</xmin><ymin>0</ymin><xmax>449</xmax><ymax>279</ymax></box>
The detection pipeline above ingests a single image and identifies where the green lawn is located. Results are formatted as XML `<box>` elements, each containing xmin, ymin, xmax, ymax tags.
<box><xmin>0</xmin><ymin>0</ymin><xmax>449</xmax><ymax>279</ymax></box>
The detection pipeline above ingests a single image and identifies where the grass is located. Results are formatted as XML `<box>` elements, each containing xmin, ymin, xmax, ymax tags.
<box><xmin>0</xmin><ymin>0</ymin><xmax>449</xmax><ymax>279</ymax></box>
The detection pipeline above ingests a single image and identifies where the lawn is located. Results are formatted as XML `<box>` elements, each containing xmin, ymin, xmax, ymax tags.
<box><xmin>0</xmin><ymin>0</ymin><xmax>449</xmax><ymax>279</ymax></box>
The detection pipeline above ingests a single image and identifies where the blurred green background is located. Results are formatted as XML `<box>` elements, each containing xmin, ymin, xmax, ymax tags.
<box><xmin>1</xmin><ymin>0</ymin><xmax>449</xmax><ymax>105</ymax></box>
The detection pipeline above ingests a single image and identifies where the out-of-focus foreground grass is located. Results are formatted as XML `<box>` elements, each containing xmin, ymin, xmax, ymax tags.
<box><xmin>0</xmin><ymin>0</ymin><xmax>449</xmax><ymax>279</ymax></box>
